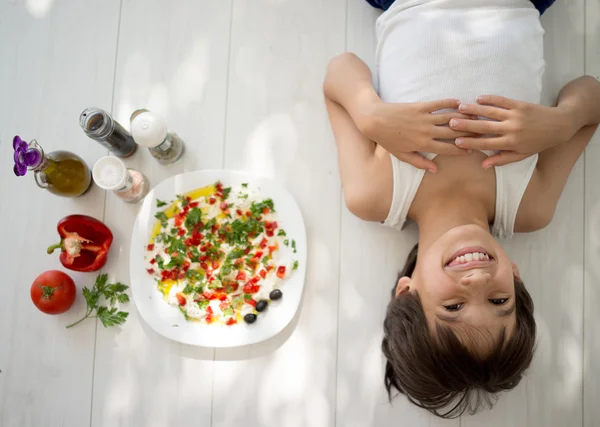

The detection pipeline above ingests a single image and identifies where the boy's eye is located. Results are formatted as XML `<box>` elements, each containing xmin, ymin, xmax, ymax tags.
<box><xmin>443</xmin><ymin>303</ymin><xmax>463</xmax><ymax>311</ymax></box>
<box><xmin>489</xmin><ymin>298</ymin><xmax>509</xmax><ymax>305</ymax></box>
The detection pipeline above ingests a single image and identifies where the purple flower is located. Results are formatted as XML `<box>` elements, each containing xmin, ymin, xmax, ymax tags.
<box><xmin>13</xmin><ymin>136</ymin><xmax>42</xmax><ymax>177</ymax></box>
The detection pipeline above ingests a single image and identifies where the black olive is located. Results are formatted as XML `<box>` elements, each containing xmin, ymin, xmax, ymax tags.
<box><xmin>244</xmin><ymin>313</ymin><xmax>257</xmax><ymax>324</ymax></box>
<box><xmin>256</xmin><ymin>300</ymin><xmax>268</xmax><ymax>312</ymax></box>
<box><xmin>269</xmin><ymin>289</ymin><xmax>283</xmax><ymax>301</ymax></box>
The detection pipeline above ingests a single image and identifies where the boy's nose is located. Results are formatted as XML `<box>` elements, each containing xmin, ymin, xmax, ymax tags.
<box><xmin>460</xmin><ymin>270</ymin><xmax>491</xmax><ymax>286</ymax></box>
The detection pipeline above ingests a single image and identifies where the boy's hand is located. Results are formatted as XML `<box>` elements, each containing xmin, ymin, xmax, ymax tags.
<box><xmin>450</xmin><ymin>96</ymin><xmax>578</xmax><ymax>168</ymax></box>
<box><xmin>358</xmin><ymin>99</ymin><xmax>472</xmax><ymax>173</ymax></box>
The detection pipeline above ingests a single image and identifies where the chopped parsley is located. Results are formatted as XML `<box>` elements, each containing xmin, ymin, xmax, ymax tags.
<box><xmin>185</xmin><ymin>269</ymin><xmax>204</xmax><ymax>282</ymax></box>
<box><xmin>241</xmin><ymin>183</ymin><xmax>248</xmax><ymax>188</ymax></box>
<box><xmin>223</xmin><ymin>187</ymin><xmax>232</xmax><ymax>199</ymax></box>
<box><xmin>182</xmin><ymin>284</ymin><xmax>195</xmax><ymax>294</ymax></box>
<box><xmin>156</xmin><ymin>199</ymin><xmax>168</xmax><ymax>208</ymax></box>
<box><xmin>278</xmin><ymin>229</ymin><xmax>286</xmax><ymax>237</ymax></box>
<box><xmin>177</xmin><ymin>194</ymin><xmax>188</xmax><ymax>207</ymax></box>
<box><xmin>291</xmin><ymin>239</ymin><xmax>297</xmax><ymax>253</ymax></box>
<box><xmin>250</xmin><ymin>199</ymin><xmax>275</xmax><ymax>217</ymax></box>
<box><xmin>197</xmin><ymin>299</ymin><xmax>209</xmax><ymax>309</ymax></box>
<box><xmin>293</xmin><ymin>260</ymin><xmax>299</xmax><ymax>271</ymax></box>
<box><xmin>284</xmin><ymin>239</ymin><xmax>289</xmax><ymax>246</ymax></box>
<box><xmin>185</xmin><ymin>208</ymin><xmax>202</xmax><ymax>229</ymax></box>
<box><xmin>155</xmin><ymin>254</ymin><xmax>165</xmax><ymax>269</ymax></box>
<box><xmin>243</xmin><ymin>294</ymin><xmax>253</xmax><ymax>301</ymax></box>
<box><xmin>154</xmin><ymin>211</ymin><xmax>168</xmax><ymax>226</ymax></box>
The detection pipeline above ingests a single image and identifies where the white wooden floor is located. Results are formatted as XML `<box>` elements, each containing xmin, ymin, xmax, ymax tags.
<box><xmin>1</xmin><ymin>1</ymin><xmax>599</xmax><ymax>426</ymax></box>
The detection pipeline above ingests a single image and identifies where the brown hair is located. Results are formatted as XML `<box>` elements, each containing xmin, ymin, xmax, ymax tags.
<box><xmin>382</xmin><ymin>244</ymin><xmax>536</xmax><ymax>418</ymax></box>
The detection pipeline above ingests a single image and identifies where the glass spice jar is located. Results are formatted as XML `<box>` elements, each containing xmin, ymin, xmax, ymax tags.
<box><xmin>80</xmin><ymin>108</ymin><xmax>138</xmax><ymax>158</ymax></box>
<box><xmin>92</xmin><ymin>156</ymin><xmax>149</xmax><ymax>203</ymax></box>
<box><xmin>129</xmin><ymin>109</ymin><xmax>184</xmax><ymax>164</ymax></box>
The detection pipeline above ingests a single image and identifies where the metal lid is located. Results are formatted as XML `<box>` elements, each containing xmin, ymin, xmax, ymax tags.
<box><xmin>92</xmin><ymin>156</ymin><xmax>128</xmax><ymax>190</ymax></box>
<box><xmin>130</xmin><ymin>111</ymin><xmax>168</xmax><ymax>148</ymax></box>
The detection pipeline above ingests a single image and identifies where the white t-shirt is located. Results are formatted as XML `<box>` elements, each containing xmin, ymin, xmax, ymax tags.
<box><xmin>375</xmin><ymin>0</ymin><xmax>545</xmax><ymax>239</ymax></box>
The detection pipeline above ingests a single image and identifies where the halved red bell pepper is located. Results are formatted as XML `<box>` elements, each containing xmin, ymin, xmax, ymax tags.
<box><xmin>47</xmin><ymin>215</ymin><xmax>113</xmax><ymax>272</ymax></box>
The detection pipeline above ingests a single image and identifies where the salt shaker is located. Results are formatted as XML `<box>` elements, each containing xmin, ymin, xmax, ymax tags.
<box><xmin>80</xmin><ymin>108</ymin><xmax>138</xmax><ymax>158</ymax></box>
<box><xmin>92</xmin><ymin>156</ymin><xmax>149</xmax><ymax>203</ymax></box>
<box><xmin>130</xmin><ymin>110</ymin><xmax>184</xmax><ymax>164</ymax></box>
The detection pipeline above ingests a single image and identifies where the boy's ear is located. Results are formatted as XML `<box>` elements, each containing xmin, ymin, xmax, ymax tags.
<box><xmin>395</xmin><ymin>276</ymin><xmax>412</xmax><ymax>297</ymax></box>
<box><xmin>511</xmin><ymin>262</ymin><xmax>521</xmax><ymax>281</ymax></box>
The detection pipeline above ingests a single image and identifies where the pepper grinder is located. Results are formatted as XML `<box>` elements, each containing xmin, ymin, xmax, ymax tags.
<box><xmin>130</xmin><ymin>110</ymin><xmax>185</xmax><ymax>165</ymax></box>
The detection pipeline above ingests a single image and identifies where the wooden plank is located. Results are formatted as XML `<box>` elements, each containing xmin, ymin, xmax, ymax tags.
<box><xmin>209</xmin><ymin>0</ymin><xmax>346</xmax><ymax>426</ymax></box>
<box><xmin>463</xmin><ymin>2</ymin><xmax>586</xmax><ymax>426</ymax></box>
<box><xmin>336</xmin><ymin>1</ymin><xmax>459</xmax><ymax>426</ymax></box>
<box><xmin>583</xmin><ymin>0</ymin><xmax>600</xmax><ymax>424</ymax></box>
<box><xmin>0</xmin><ymin>1</ymin><xmax>120</xmax><ymax>426</ymax></box>
<box><xmin>89</xmin><ymin>1</ymin><xmax>232</xmax><ymax>426</ymax></box>
<box><xmin>584</xmin><ymin>144</ymin><xmax>600</xmax><ymax>427</ymax></box>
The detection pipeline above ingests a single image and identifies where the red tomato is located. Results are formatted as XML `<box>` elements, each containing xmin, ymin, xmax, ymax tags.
<box><xmin>150</xmin><ymin>258</ymin><xmax>156</xmax><ymax>264</ymax></box>
<box><xmin>266</xmin><ymin>230</ymin><xmax>274</xmax><ymax>237</ymax></box>
<box><xmin>259</xmin><ymin>269</ymin><xmax>267</xmax><ymax>278</ymax></box>
<box><xmin>226</xmin><ymin>318</ymin><xmax>237</xmax><ymax>326</ymax></box>
<box><xmin>175</xmin><ymin>215</ymin><xmax>184</xmax><ymax>227</ymax></box>
<box><xmin>146</xmin><ymin>268</ymin><xmax>155</xmax><ymax>274</ymax></box>
<box><xmin>206</xmin><ymin>305</ymin><xmax>214</xmax><ymax>314</ymax></box>
<box><xmin>177</xmin><ymin>228</ymin><xmax>186</xmax><ymax>236</ymax></box>
<box><xmin>268</xmin><ymin>245</ymin><xmax>277</xmax><ymax>255</ymax></box>
<box><xmin>219</xmin><ymin>300</ymin><xmax>229</xmax><ymax>310</ymax></box>
<box><xmin>246</xmin><ymin>298</ymin><xmax>257</xmax><ymax>307</ymax></box>
<box><xmin>277</xmin><ymin>266</ymin><xmax>286</xmax><ymax>279</ymax></box>
<box><xmin>236</xmin><ymin>271</ymin><xmax>247</xmax><ymax>281</ymax></box>
<box><xmin>147</xmin><ymin>244</ymin><xmax>155</xmax><ymax>251</ymax></box>
<box><xmin>236</xmin><ymin>209</ymin><xmax>243</xmax><ymax>216</ymax></box>
<box><xmin>220</xmin><ymin>202</ymin><xmax>228</xmax><ymax>210</ymax></box>
<box><xmin>263</xmin><ymin>207</ymin><xmax>271</xmax><ymax>215</ymax></box>
<box><xmin>189</xmin><ymin>201</ymin><xmax>199</xmax><ymax>208</ymax></box>
<box><xmin>259</xmin><ymin>238</ymin><xmax>268</xmax><ymax>249</ymax></box>
<box><xmin>209</xmin><ymin>197</ymin><xmax>216</xmax><ymax>205</ymax></box>
<box><xmin>176</xmin><ymin>293</ymin><xmax>187</xmax><ymax>306</ymax></box>
<box><xmin>216</xmin><ymin>182</ymin><xmax>224</xmax><ymax>192</ymax></box>
<box><xmin>30</xmin><ymin>270</ymin><xmax>76</xmax><ymax>315</ymax></box>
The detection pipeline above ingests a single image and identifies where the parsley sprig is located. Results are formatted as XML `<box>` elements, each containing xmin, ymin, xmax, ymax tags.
<box><xmin>65</xmin><ymin>274</ymin><xmax>130</xmax><ymax>329</ymax></box>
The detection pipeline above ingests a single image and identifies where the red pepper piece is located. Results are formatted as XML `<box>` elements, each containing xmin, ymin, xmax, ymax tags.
<box><xmin>263</xmin><ymin>207</ymin><xmax>270</xmax><ymax>215</ymax></box>
<box><xmin>176</xmin><ymin>293</ymin><xmax>186</xmax><ymax>306</ymax></box>
<box><xmin>189</xmin><ymin>201</ymin><xmax>199</xmax><ymax>208</ymax></box>
<box><xmin>47</xmin><ymin>215</ymin><xmax>113</xmax><ymax>273</ymax></box>
<box><xmin>236</xmin><ymin>271</ymin><xmax>247</xmax><ymax>281</ymax></box>
<box><xmin>177</xmin><ymin>229</ymin><xmax>186</xmax><ymax>236</ymax></box>
<box><xmin>220</xmin><ymin>202</ymin><xmax>228</xmax><ymax>210</ymax></box>
<box><xmin>268</xmin><ymin>244</ymin><xmax>278</xmax><ymax>255</ymax></box>
<box><xmin>209</xmin><ymin>197</ymin><xmax>216</xmax><ymax>205</ymax></box>
<box><xmin>147</xmin><ymin>268</ymin><xmax>155</xmax><ymax>274</ymax></box>
<box><xmin>277</xmin><ymin>266</ymin><xmax>286</xmax><ymax>279</ymax></box>
<box><xmin>147</xmin><ymin>244</ymin><xmax>155</xmax><ymax>251</ymax></box>
<box><xmin>259</xmin><ymin>269</ymin><xmax>267</xmax><ymax>278</ymax></box>
<box><xmin>245</xmin><ymin>298</ymin><xmax>257</xmax><ymax>307</ymax></box>
<box><xmin>226</xmin><ymin>318</ymin><xmax>237</xmax><ymax>326</ymax></box>
<box><xmin>236</xmin><ymin>209</ymin><xmax>243</xmax><ymax>216</ymax></box>
<box><xmin>243</xmin><ymin>283</ymin><xmax>260</xmax><ymax>294</ymax></box>
<box><xmin>259</xmin><ymin>238</ymin><xmax>267</xmax><ymax>249</ymax></box>
<box><xmin>266</xmin><ymin>230</ymin><xmax>274</xmax><ymax>237</ymax></box>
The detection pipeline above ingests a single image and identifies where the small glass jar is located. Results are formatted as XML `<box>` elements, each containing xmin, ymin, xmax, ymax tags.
<box><xmin>80</xmin><ymin>108</ymin><xmax>138</xmax><ymax>158</ymax></box>
<box><xmin>92</xmin><ymin>156</ymin><xmax>149</xmax><ymax>203</ymax></box>
<box><xmin>130</xmin><ymin>109</ymin><xmax>184</xmax><ymax>164</ymax></box>
<box><xmin>12</xmin><ymin>136</ymin><xmax>92</xmax><ymax>197</ymax></box>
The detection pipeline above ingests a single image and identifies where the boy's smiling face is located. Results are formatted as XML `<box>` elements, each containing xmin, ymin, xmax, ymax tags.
<box><xmin>395</xmin><ymin>224</ymin><xmax>518</xmax><ymax>349</ymax></box>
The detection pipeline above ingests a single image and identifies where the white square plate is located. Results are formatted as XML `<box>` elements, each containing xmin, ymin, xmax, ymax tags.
<box><xmin>130</xmin><ymin>170</ymin><xmax>307</xmax><ymax>347</ymax></box>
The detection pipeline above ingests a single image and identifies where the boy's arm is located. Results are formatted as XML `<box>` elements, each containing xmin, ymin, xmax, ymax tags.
<box><xmin>515</xmin><ymin>77</ymin><xmax>600</xmax><ymax>231</ymax></box>
<box><xmin>324</xmin><ymin>94</ymin><xmax>393</xmax><ymax>222</ymax></box>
